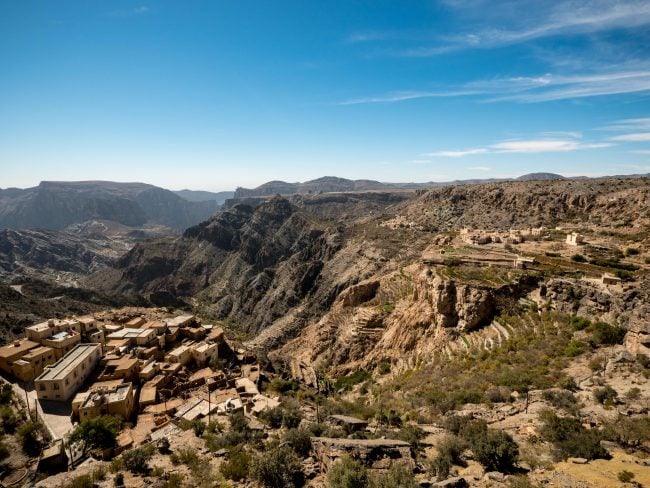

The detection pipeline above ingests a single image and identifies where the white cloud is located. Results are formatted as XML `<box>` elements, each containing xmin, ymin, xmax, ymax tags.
<box><xmin>631</xmin><ymin>149</ymin><xmax>650</xmax><ymax>154</ymax></box>
<box><xmin>337</xmin><ymin>90</ymin><xmax>479</xmax><ymax>105</ymax></box>
<box><xmin>427</xmin><ymin>137</ymin><xmax>612</xmax><ymax>158</ymax></box>
<box><xmin>611</xmin><ymin>132</ymin><xmax>650</xmax><ymax>141</ymax></box>
<box><xmin>425</xmin><ymin>148</ymin><xmax>488</xmax><ymax>157</ymax></box>
<box><xmin>491</xmin><ymin>139</ymin><xmax>612</xmax><ymax>153</ymax></box>
<box><xmin>394</xmin><ymin>1</ymin><xmax>650</xmax><ymax>57</ymax></box>
<box><xmin>337</xmin><ymin>66</ymin><xmax>650</xmax><ymax>105</ymax></box>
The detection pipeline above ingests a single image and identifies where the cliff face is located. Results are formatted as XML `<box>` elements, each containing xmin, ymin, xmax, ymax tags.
<box><xmin>0</xmin><ymin>181</ymin><xmax>220</xmax><ymax>231</ymax></box>
<box><xmin>276</xmin><ymin>264</ymin><xmax>524</xmax><ymax>373</ymax></box>
<box><xmin>89</xmin><ymin>197</ymin><xmax>354</xmax><ymax>335</ymax></box>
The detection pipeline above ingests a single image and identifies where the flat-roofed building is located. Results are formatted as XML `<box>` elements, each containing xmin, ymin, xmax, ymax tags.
<box><xmin>106</xmin><ymin>328</ymin><xmax>156</xmax><ymax>347</ymax></box>
<box><xmin>43</xmin><ymin>330</ymin><xmax>81</xmax><ymax>360</ymax></box>
<box><xmin>25</xmin><ymin>319</ymin><xmax>80</xmax><ymax>342</ymax></box>
<box><xmin>99</xmin><ymin>356</ymin><xmax>140</xmax><ymax>382</ymax></box>
<box><xmin>35</xmin><ymin>344</ymin><xmax>102</xmax><ymax>401</ymax></box>
<box><xmin>84</xmin><ymin>329</ymin><xmax>105</xmax><ymax>344</ymax></box>
<box><xmin>78</xmin><ymin>382</ymin><xmax>135</xmax><ymax>421</ymax></box>
<box><xmin>0</xmin><ymin>339</ymin><xmax>40</xmax><ymax>377</ymax></box>
<box><xmin>164</xmin><ymin>314</ymin><xmax>196</xmax><ymax>328</ymax></box>
<box><xmin>125</xmin><ymin>317</ymin><xmax>146</xmax><ymax>329</ymax></box>
<box><xmin>190</xmin><ymin>342</ymin><xmax>218</xmax><ymax>367</ymax></box>
<box><xmin>11</xmin><ymin>346</ymin><xmax>56</xmax><ymax>382</ymax></box>
<box><xmin>76</xmin><ymin>316</ymin><xmax>97</xmax><ymax>333</ymax></box>
<box><xmin>166</xmin><ymin>344</ymin><xmax>193</xmax><ymax>366</ymax></box>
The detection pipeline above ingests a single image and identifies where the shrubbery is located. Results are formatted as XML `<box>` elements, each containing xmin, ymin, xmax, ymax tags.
<box><xmin>539</xmin><ymin>411</ymin><xmax>608</xmax><ymax>461</ymax></box>
<box><xmin>219</xmin><ymin>447</ymin><xmax>251</xmax><ymax>481</ymax></box>
<box><xmin>593</xmin><ymin>385</ymin><xmax>618</xmax><ymax>405</ymax></box>
<box><xmin>283</xmin><ymin>428</ymin><xmax>312</xmax><ymax>457</ymax></box>
<box><xmin>250</xmin><ymin>446</ymin><xmax>304</xmax><ymax>488</ymax></box>
<box><xmin>430</xmin><ymin>435</ymin><xmax>467</xmax><ymax>480</ymax></box>
<box><xmin>327</xmin><ymin>456</ymin><xmax>369</xmax><ymax>488</ymax></box>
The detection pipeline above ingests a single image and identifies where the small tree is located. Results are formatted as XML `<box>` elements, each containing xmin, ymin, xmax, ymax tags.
<box><xmin>68</xmin><ymin>415</ymin><xmax>120</xmax><ymax>455</ymax></box>
<box><xmin>18</xmin><ymin>421</ymin><xmax>43</xmax><ymax>456</ymax></box>
<box><xmin>327</xmin><ymin>456</ymin><xmax>369</xmax><ymax>488</ymax></box>
<box><xmin>122</xmin><ymin>446</ymin><xmax>153</xmax><ymax>474</ymax></box>
<box><xmin>283</xmin><ymin>428</ymin><xmax>312</xmax><ymax>457</ymax></box>
<box><xmin>250</xmin><ymin>446</ymin><xmax>304</xmax><ymax>488</ymax></box>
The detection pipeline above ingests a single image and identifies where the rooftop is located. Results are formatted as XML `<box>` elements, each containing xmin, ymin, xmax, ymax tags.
<box><xmin>82</xmin><ymin>382</ymin><xmax>133</xmax><ymax>408</ymax></box>
<box><xmin>22</xmin><ymin>346</ymin><xmax>54</xmax><ymax>360</ymax></box>
<box><xmin>0</xmin><ymin>339</ymin><xmax>39</xmax><ymax>358</ymax></box>
<box><xmin>36</xmin><ymin>344</ymin><xmax>100</xmax><ymax>381</ymax></box>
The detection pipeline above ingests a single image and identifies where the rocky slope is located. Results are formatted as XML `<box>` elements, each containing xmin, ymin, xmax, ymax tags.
<box><xmin>404</xmin><ymin>176</ymin><xmax>650</xmax><ymax>230</ymax></box>
<box><xmin>88</xmin><ymin>197</ymin><xmax>372</xmax><ymax>338</ymax></box>
<box><xmin>0</xmin><ymin>181</ymin><xmax>220</xmax><ymax>231</ymax></box>
<box><xmin>89</xmin><ymin>177</ymin><xmax>650</xmax><ymax>370</ymax></box>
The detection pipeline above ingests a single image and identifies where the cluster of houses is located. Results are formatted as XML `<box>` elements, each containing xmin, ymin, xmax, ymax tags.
<box><xmin>0</xmin><ymin>312</ymin><xmax>279</xmax><ymax>448</ymax></box>
<box><xmin>460</xmin><ymin>227</ymin><xmax>548</xmax><ymax>246</ymax></box>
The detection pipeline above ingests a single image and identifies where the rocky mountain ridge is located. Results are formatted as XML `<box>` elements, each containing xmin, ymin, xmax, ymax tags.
<box><xmin>0</xmin><ymin>181</ymin><xmax>220</xmax><ymax>231</ymax></box>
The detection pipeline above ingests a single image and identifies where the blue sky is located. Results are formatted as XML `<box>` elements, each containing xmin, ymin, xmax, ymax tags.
<box><xmin>1</xmin><ymin>0</ymin><xmax>650</xmax><ymax>191</ymax></box>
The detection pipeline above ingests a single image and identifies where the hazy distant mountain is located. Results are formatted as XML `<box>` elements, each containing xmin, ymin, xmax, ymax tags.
<box><xmin>233</xmin><ymin>176</ymin><xmax>431</xmax><ymax>198</ymax></box>
<box><xmin>174</xmin><ymin>189</ymin><xmax>234</xmax><ymax>204</ymax></box>
<box><xmin>232</xmin><ymin>174</ymin><xmax>577</xmax><ymax>199</ymax></box>
<box><xmin>0</xmin><ymin>181</ymin><xmax>220</xmax><ymax>231</ymax></box>
<box><xmin>517</xmin><ymin>172</ymin><xmax>566</xmax><ymax>181</ymax></box>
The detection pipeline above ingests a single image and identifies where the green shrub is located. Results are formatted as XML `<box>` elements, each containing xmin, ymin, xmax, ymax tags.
<box><xmin>0</xmin><ymin>384</ymin><xmax>12</xmax><ymax>404</ymax></box>
<box><xmin>542</xmin><ymin>390</ymin><xmax>579</xmax><ymax>413</ymax></box>
<box><xmin>18</xmin><ymin>420</ymin><xmax>43</xmax><ymax>456</ymax></box>
<box><xmin>378</xmin><ymin>362</ymin><xmax>391</xmax><ymax>375</ymax></box>
<box><xmin>0</xmin><ymin>406</ymin><xmax>17</xmax><ymax>434</ymax></box>
<box><xmin>538</xmin><ymin>411</ymin><xmax>608</xmax><ymax>461</ymax></box>
<box><xmin>68</xmin><ymin>415</ymin><xmax>120</xmax><ymax>454</ymax></box>
<box><xmin>625</xmin><ymin>387</ymin><xmax>641</xmax><ymax>401</ymax></box>
<box><xmin>593</xmin><ymin>385</ymin><xmax>618</xmax><ymax>405</ymax></box>
<box><xmin>250</xmin><ymin>446</ymin><xmax>304</xmax><ymax>488</ymax></box>
<box><xmin>122</xmin><ymin>446</ymin><xmax>153</xmax><ymax>474</ymax></box>
<box><xmin>590</xmin><ymin>322</ymin><xmax>626</xmax><ymax>345</ymax></box>
<box><xmin>327</xmin><ymin>456</ymin><xmax>369</xmax><ymax>488</ymax></box>
<box><xmin>571</xmin><ymin>254</ymin><xmax>587</xmax><ymax>263</ymax></box>
<box><xmin>470</xmin><ymin>429</ymin><xmax>519</xmax><ymax>472</ymax></box>
<box><xmin>618</xmin><ymin>470</ymin><xmax>635</xmax><ymax>482</ymax></box>
<box><xmin>430</xmin><ymin>435</ymin><xmax>467</xmax><ymax>480</ymax></box>
<box><xmin>113</xmin><ymin>472</ymin><xmax>124</xmax><ymax>487</ymax></box>
<box><xmin>0</xmin><ymin>440</ymin><xmax>10</xmax><ymax>461</ymax></box>
<box><xmin>219</xmin><ymin>447</ymin><xmax>251</xmax><ymax>481</ymax></box>
<box><xmin>563</xmin><ymin>340</ymin><xmax>588</xmax><ymax>357</ymax></box>
<box><xmin>373</xmin><ymin>464</ymin><xmax>418</xmax><ymax>488</ymax></box>
<box><xmin>191</xmin><ymin>420</ymin><xmax>206</xmax><ymax>437</ymax></box>
<box><xmin>63</xmin><ymin>475</ymin><xmax>93</xmax><ymax>488</ymax></box>
<box><xmin>283</xmin><ymin>428</ymin><xmax>312</xmax><ymax>457</ymax></box>
<box><xmin>334</xmin><ymin>370</ymin><xmax>372</xmax><ymax>391</ymax></box>
<box><xmin>570</xmin><ymin>316</ymin><xmax>591</xmax><ymax>331</ymax></box>
<box><xmin>602</xmin><ymin>417</ymin><xmax>650</xmax><ymax>449</ymax></box>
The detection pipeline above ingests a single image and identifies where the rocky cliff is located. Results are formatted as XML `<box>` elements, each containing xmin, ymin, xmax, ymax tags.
<box><xmin>276</xmin><ymin>263</ymin><xmax>531</xmax><ymax>373</ymax></box>
<box><xmin>0</xmin><ymin>181</ymin><xmax>220</xmax><ymax>231</ymax></box>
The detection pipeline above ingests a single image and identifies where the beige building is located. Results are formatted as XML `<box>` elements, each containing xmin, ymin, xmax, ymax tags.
<box><xmin>190</xmin><ymin>342</ymin><xmax>218</xmax><ymax>366</ymax></box>
<box><xmin>11</xmin><ymin>346</ymin><xmax>56</xmax><ymax>382</ymax></box>
<box><xmin>566</xmin><ymin>232</ymin><xmax>585</xmax><ymax>246</ymax></box>
<box><xmin>35</xmin><ymin>344</ymin><xmax>102</xmax><ymax>401</ymax></box>
<box><xmin>166</xmin><ymin>343</ymin><xmax>193</xmax><ymax>366</ymax></box>
<box><xmin>78</xmin><ymin>382</ymin><xmax>135</xmax><ymax>421</ymax></box>
<box><xmin>106</xmin><ymin>328</ymin><xmax>156</xmax><ymax>347</ymax></box>
<box><xmin>0</xmin><ymin>339</ymin><xmax>40</xmax><ymax>377</ymax></box>
<box><xmin>99</xmin><ymin>356</ymin><xmax>140</xmax><ymax>382</ymax></box>
<box><xmin>43</xmin><ymin>330</ymin><xmax>82</xmax><ymax>360</ymax></box>
<box><xmin>25</xmin><ymin>319</ymin><xmax>81</xmax><ymax>342</ymax></box>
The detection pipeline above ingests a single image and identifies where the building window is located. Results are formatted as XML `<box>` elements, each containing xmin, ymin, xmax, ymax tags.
<box><xmin>53</xmin><ymin>383</ymin><xmax>59</xmax><ymax>390</ymax></box>
<box><xmin>39</xmin><ymin>384</ymin><xmax>45</xmax><ymax>391</ymax></box>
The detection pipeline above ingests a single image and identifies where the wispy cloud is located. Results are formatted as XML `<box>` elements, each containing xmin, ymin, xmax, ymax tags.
<box><xmin>427</xmin><ymin>137</ymin><xmax>613</xmax><ymax>157</ymax></box>
<box><xmin>611</xmin><ymin>132</ymin><xmax>650</xmax><ymax>142</ymax></box>
<box><xmin>425</xmin><ymin>148</ymin><xmax>488</xmax><ymax>157</ymax></box>
<box><xmin>632</xmin><ymin>149</ymin><xmax>650</xmax><ymax>154</ymax></box>
<box><xmin>391</xmin><ymin>1</ymin><xmax>650</xmax><ymax>57</ymax></box>
<box><xmin>337</xmin><ymin>66</ymin><xmax>650</xmax><ymax>105</ymax></box>
<box><xmin>336</xmin><ymin>90</ymin><xmax>479</xmax><ymax>105</ymax></box>
<box><xmin>109</xmin><ymin>5</ymin><xmax>150</xmax><ymax>17</ymax></box>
